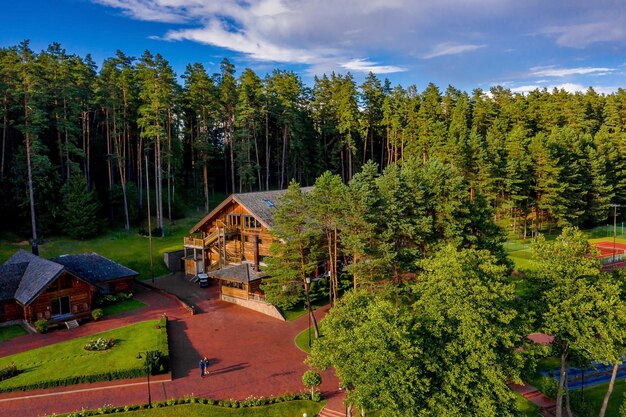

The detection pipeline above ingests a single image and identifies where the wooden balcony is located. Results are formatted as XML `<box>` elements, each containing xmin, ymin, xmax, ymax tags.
<box><xmin>184</xmin><ymin>237</ymin><xmax>205</xmax><ymax>248</ymax></box>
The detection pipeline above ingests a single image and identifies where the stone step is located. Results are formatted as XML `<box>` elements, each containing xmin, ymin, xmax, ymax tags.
<box><xmin>318</xmin><ymin>407</ymin><xmax>346</xmax><ymax>417</ymax></box>
<box><xmin>65</xmin><ymin>319</ymin><xmax>79</xmax><ymax>329</ymax></box>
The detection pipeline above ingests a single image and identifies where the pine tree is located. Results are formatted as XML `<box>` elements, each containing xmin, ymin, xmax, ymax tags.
<box><xmin>62</xmin><ymin>174</ymin><xmax>102</xmax><ymax>239</ymax></box>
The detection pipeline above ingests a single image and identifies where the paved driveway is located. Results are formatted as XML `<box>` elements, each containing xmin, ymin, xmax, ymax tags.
<box><xmin>0</xmin><ymin>275</ymin><xmax>339</xmax><ymax>417</ymax></box>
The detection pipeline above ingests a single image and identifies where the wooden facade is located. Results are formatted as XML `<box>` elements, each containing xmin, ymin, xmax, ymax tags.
<box><xmin>24</xmin><ymin>272</ymin><xmax>96</xmax><ymax>323</ymax></box>
<box><xmin>184</xmin><ymin>199</ymin><xmax>275</xmax><ymax>277</ymax></box>
<box><xmin>0</xmin><ymin>250</ymin><xmax>139</xmax><ymax>326</ymax></box>
<box><xmin>0</xmin><ymin>300</ymin><xmax>22</xmax><ymax>322</ymax></box>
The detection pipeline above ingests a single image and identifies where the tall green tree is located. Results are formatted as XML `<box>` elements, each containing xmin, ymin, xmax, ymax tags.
<box><xmin>263</xmin><ymin>181</ymin><xmax>321</xmax><ymax>336</ymax></box>
<box><xmin>62</xmin><ymin>174</ymin><xmax>102</xmax><ymax>239</ymax></box>
<box><xmin>531</xmin><ymin>227</ymin><xmax>619</xmax><ymax>417</ymax></box>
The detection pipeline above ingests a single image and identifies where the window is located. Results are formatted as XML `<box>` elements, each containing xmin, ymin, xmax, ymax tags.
<box><xmin>262</xmin><ymin>199</ymin><xmax>275</xmax><ymax>208</ymax></box>
<box><xmin>227</xmin><ymin>214</ymin><xmax>241</xmax><ymax>227</ymax></box>
<box><xmin>51</xmin><ymin>296</ymin><xmax>71</xmax><ymax>316</ymax></box>
<box><xmin>243</xmin><ymin>215</ymin><xmax>261</xmax><ymax>230</ymax></box>
<box><xmin>46</xmin><ymin>275</ymin><xmax>73</xmax><ymax>292</ymax></box>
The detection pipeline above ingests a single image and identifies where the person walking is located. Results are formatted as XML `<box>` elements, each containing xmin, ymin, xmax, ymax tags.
<box><xmin>199</xmin><ymin>357</ymin><xmax>206</xmax><ymax>378</ymax></box>
<box><xmin>203</xmin><ymin>357</ymin><xmax>210</xmax><ymax>375</ymax></box>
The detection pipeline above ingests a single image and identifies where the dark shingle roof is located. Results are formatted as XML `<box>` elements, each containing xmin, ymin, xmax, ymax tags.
<box><xmin>208</xmin><ymin>263</ymin><xmax>268</xmax><ymax>283</ymax></box>
<box><xmin>234</xmin><ymin>187</ymin><xmax>313</xmax><ymax>228</ymax></box>
<box><xmin>52</xmin><ymin>253</ymin><xmax>138</xmax><ymax>285</ymax></box>
<box><xmin>13</xmin><ymin>254</ymin><xmax>64</xmax><ymax>305</ymax></box>
<box><xmin>0</xmin><ymin>262</ymin><xmax>28</xmax><ymax>301</ymax></box>
<box><xmin>190</xmin><ymin>186</ymin><xmax>313</xmax><ymax>233</ymax></box>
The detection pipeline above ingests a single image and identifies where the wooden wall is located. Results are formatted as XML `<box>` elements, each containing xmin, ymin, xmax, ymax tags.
<box><xmin>191</xmin><ymin>200</ymin><xmax>278</xmax><ymax>269</ymax></box>
<box><xmin>25</xmin><ymin>272</ymin><xmax>95</xmax><ymax>322</ymax></box>
<box><xmin>0</xmin><ymin>300</ymin><xmax>23</xmax><ymax>322</ymax></box>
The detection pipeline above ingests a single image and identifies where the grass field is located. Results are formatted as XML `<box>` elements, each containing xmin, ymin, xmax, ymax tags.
<box><xmin>102</xmin><ymin>299</ymin><xmax>147</xmax><ymax>317</ymax></box>
<box><xmin>0</xmin><ymin>320</ymin><xmax>160</xmax><ymax>391</ymax></box>
<box><xmin>0</xmin><ymin>212</ymin><xmax>205</xmax><ymax>279</ymax></box>
<box><xmin>504</xmin><ymin>226</ymin><xmax>626</xmax><ymax>272</ymax></box>
<box><xmin>514</xmin><ymin>391</ymin><xmax>542</xmax><ymax>417</ymax></box>
<box><xmin>0</xmin><ymin>324</ymin><xmax>28</xmax><ymax>341</ymax></box>
<box><xmin>280</xmin><ymin>300</ymin><xmax>329</xmax><ymax>322</ymax></box>
<box><xmin>67</xmin><ymin>401</ymin><xmax>325</xmax><ymax>417</ymax></box>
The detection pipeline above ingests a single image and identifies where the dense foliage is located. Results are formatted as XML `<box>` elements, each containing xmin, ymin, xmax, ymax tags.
<box><xmin>307</xmin><ymin>247</ymin><xmax>525</xmax><ymax>417</ymax></box>
<box><xmin>1</xmin><ymin>41</ymin><xmax>624</xmax><ymax>244</ymax></box>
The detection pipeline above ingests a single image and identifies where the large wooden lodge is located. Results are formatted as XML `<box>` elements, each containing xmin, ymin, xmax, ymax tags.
<box><xmin>184</xmin><ymin>188</ymin><xmax>311</xmax><ymax>308</ymax></box>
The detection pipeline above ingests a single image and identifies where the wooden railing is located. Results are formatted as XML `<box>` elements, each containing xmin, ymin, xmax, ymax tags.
<box><xmin>221</xmin><ymin>285</ymin><xmax>248</xmax><ymax>299</ymax></box>
<box><xmin>184</xmin><ymin>236</ymin><xmax>204</xmax><ymax>248</ymax></box>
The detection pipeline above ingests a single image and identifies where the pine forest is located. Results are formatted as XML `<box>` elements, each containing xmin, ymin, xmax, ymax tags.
<box><xmin>1</xmin><ymin>41</ymin><xmax>624</xmax><ymax>243</ymax></box>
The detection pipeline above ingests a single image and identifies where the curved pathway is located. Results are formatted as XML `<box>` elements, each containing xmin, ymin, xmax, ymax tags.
<box><xmin>0</xmin><ymin>275</ymin><xmax>342</xmax><ymax>417</ymax></box>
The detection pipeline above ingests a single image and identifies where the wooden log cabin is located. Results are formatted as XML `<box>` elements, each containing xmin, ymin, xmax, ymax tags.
<box><xmin>0</xmin><ymin>250</ymin><xmax>138</xmax><ymax>327</ymax></box>
<box><xmin>184</xmin><ymin>188</ymin><xmax>312</xmax><ymax>303</ymax></box>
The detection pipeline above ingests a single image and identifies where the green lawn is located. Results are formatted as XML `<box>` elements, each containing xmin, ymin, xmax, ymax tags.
<box><xmin>281</xmin><ymin>301</ymin><xmax>329</xmax><ymax>322</ymax></box>
<box><xmin>102</xmin><ymin>299</ymin><xmax>147</xmax><ymax>317</ymax></box>
<box><xmin>294</xmin><ymin>325</ymin><xmax>322</xmax><ymax>353</ymax></box>
<box><xmin>573</xmin><ymin>380</ymin><xmax>626</xmax><ymax>417</ymax></box>
<box><xmin>0</xmin><ymin>324</ymin><xmax>28</xmax><ymax>341</ymax></box>
<box><xmin>77</xmin><ymin>401</ymin><xmax>325</xmax><ymax>417</ymax></box>
<box><xmin>514</xmin><ymin>392</ymin><xmax>541</xmax><ymax>417</ymax></box>
<box><xmin>0</xmin><ymin>320</ymin><xmax>161</xmax><ymax>391</ymax></box>
<box><xmin>0</xmin><ymin>210</ymin><xmax>208</xmax><ymax>280</ymax></box>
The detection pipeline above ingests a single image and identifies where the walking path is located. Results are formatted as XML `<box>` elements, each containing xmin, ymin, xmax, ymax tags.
<box><xmin>509</xmin><ymin>382</ymin><xmax>559</xmax><ymax>417</ymax></box>
<box><xmin>0</xmin><ymin>275</ymin><xmax>343</xmax><ymax>417</ymax></box>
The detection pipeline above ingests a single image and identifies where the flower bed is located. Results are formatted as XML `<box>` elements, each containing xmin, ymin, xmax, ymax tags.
<box><xmin>84</xmin><ymin>338</ymin><xmax>116</xmax><ymax>351</ymax></box>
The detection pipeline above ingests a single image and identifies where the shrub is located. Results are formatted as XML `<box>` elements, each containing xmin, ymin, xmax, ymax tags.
<box><xmin>91</xmin><ymin>309</ymin><xmax>104</xmax><ymax>321</ymax></box>
<box><xmin>302</xmin><ymin>370</ymin><xmax>322</xmax><ymax>399</ymax></box>
<box><xmin>34</xmin><ymin>319</ymin><xmax>48</xmax><ymax>333</ymax></box>
<box><xmin>94</xmin><ymin>293</ymin><xmax>133</xmax><ymax>307</ymax></box>
<box><xmin>83</xmin><ymin>338</ymin><xmax>116</xmax><ymax>351</ymax></box>
<box><xmin>0</xmin><ymin>364</ymin><xmax>20</xmax><ymax>381</ymax></box>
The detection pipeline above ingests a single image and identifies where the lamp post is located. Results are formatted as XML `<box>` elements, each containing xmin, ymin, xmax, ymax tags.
<box><xmin>137</xmin><ymin>351</ymin><xmax>157</xmax><ymax>408</ymax></box>
<box><xmin>305</xmin><ymin>276</ymin><xmax>311</xmax><ymax>348</ymax></box>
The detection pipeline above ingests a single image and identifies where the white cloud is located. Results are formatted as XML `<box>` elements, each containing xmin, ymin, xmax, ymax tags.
<box><xmin>510</xmin><ymin>83</ymin><xmax>618</xmax><ymax>95</ymax></box>
<box><xmin>422</xmin><ymin>42</ymin><xmax>486</xmax><ymax>59</ymax></box>
<box><xmin>529</xmin><ymin>66</ymin><xmax>615</xmax><ymax>77</ymax></box>
<box><xmin>340</xmin><ymin>59</ymin><xmax>406</xmax><ymax>74</ymax></box>
<box><xmin>542</xmin><ymin>18</ymin><xmax>626</xmax><ymax>48</ymax></box>
<box><xmin>89</xmin><ymin>0</ymin><xmax>626</xmax><ymax>88</ymax></box>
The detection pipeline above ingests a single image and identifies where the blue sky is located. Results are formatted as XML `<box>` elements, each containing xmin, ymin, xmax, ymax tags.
<box><xmin>3</xmin><ymin>0</ymin><xmax>625</xmax><ymax>93</ymax></box>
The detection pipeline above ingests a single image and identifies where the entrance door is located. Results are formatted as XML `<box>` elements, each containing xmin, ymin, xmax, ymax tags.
<box><xmin>51</xmin><ymin>296</ymin><xmax>71</xmax><ymax>316</ymax></box>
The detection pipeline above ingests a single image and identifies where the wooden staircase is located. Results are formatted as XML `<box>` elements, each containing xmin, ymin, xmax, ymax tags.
<box><xmin>318</xmin><ymin>407</ymin><xmax>345</xmax><ymax>417</ymax></box>
<box><xmin>65</xmin><ymin>319</ymin><xmax>79</xmax><ymax>329</ymax></box>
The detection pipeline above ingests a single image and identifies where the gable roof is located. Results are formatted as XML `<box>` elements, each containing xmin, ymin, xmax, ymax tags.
<box><xmin>52</xmin><ymin>253</ymin><xmax>138</xmax><ymax>285</ymax></box>
<box><xmin>0</xmin><ymin>250</ymin><xmax>137</xmax><ymax>306</ymax></box>
<box><xmin>6</xmin><ymin>250</ymin><xmax>66</xmax><ymax>305</ymax></box>
<box><xmin>207</xmin><ymin>263</ymin><xmax>268</xmax><ymax>283</ymax></box>
<box><xmin>0</xmin><ymin>262</ymin><xmax>28</xmax><ymax>301</ymax></box>
<box><xmin>190</xmin><ymin>187</ymin><xmax>313</xmax><ymax>233</ymax></box>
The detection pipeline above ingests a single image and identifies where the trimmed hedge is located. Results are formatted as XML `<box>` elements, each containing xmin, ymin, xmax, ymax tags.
<box><xmin>155</xmin><ymin>315</ymin><xmax>169</xmax><ymax>373</ymax></box>
<box><xmin>0</xmin><ymin>369</ymin><xmax>146</xmax><ymax>393</ymax></box>
<box><xmin>56</xmin><ymin>392</ymin><xmax>323</xmax><ymax>416</ymax></box>
<box><xmin>0</xmin><ymin>317</ymin><xmax>171</xmax><ymax>394</ymax></box>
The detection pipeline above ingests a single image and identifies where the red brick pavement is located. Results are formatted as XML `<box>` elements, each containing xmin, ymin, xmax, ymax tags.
<box><xmin>0</xmin><ymin>279</ymin><xmax>342</xmax><ymax>417</ymax></box>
